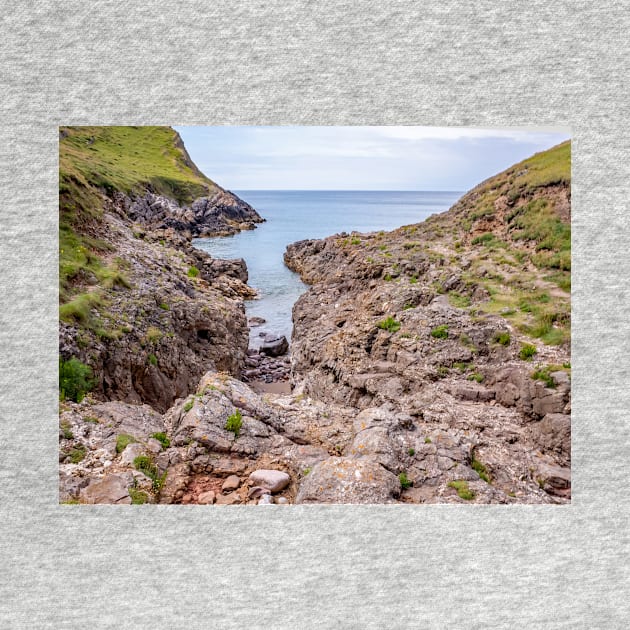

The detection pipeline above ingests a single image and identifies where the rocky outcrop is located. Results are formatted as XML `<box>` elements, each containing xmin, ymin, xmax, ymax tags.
<box><xmin>59</xmin><ymin>370</ymin><xmax>568</xmax><ymax>505</ymax></box>
<box><xmin>59</xmin><ymin>126</ymin><xmax>263</xmax><ymax>412</ymax></box>
<box><xmin>283</xmin><ymin>143</ymin><xmax>571</xmax><ymax>503</ymax></box>
<box><xmin>125</xmin><ymin>189</ymin><xmax>263</xmax><ymax>237</ymax></box>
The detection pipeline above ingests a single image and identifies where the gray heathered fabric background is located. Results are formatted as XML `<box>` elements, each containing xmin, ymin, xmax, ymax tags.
<box><xmin>0</xmin><ymin>1</ymin><xmax>628</xmax><ymax>627</ymax></box>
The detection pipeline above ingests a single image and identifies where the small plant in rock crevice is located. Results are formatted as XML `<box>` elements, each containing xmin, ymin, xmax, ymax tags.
<box><xmin>448</xmin><ymin>480</ymin><xmax>475</xmax><ymax>500</ymax></box>
<box><xmin>398</xmin><ymin>472</ymin><xmax>413</xmax><ymax>490</ymax></box>
<box><xmin>225</xmin><ymin>409</ymin><xmax>243</xmax><ymax>437</ymax></box>
<box><xmin>376</xmin><ymin>316</ymin><xmax>401</xmax><ymax>333</ymax></box>
<box><xmin>431</xmin><ymin>325</ymin><xmax>449</xmax><ymax>339</ymax></box>
<box><xmin>519</xmin><ymin>343</ymin><xmax>537</xmax><ymax>361</ymax></box>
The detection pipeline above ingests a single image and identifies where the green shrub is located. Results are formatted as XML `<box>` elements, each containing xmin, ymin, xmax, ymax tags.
<box><xmin>133</xmin><ymin>455</ymin><xmax>166</xmax><ymax>492</ymax></box>
<box><xmin>519</xmin><ymin>343</ymin><xmax>537</xmax><ymax>361</ymax></box>
<box><xmin>183</xmin><ymin>400</ymin><xmax>194</xmax><ymax>412</ymax></box>
<box><xmin>531</xmin><ymin>366</ymin><xmax>556</xmax><ymax>388</ymax></box>
<box><xmin>472</xmin><ymin>232</ymin><xmax>497</xmax><ymax>246</ymax></box>
<box><xmin>187</xmin><ymin>266</ymin><xmax>200</xmax><ymax>278</ymax></box>
<box><xmin>225</xmin><ymin>409</ymin><xmax>243</xmax><ymax>436</ymax></box>
<box><xmin>116</xmin><ymin>434</ymin><xmax>137</xmax><ymax>453</ymax></box>
<box><xmin>148</xmin><ymin>353</ymin><xmax>158</xmax><ymax>367</ymax></box>
<box><xmin>424</xmin><ymin>437</ymin><xmax>432</xmax><ymax>444</ymax></box>
<box><xmin>431</xmin><ymin>325</ymin><xmax>449</xmax><ymax>339</ymax></box>
<box><xmin>467</xmin><ymin>372</ymin><xmax>484</xmax><ymax>383</ymax></box>
<box><xmin>151</xmin><ymin>432</ymin><xmax>170</xmax><ymax>449</ymax></box>
<box><xmin>59</xmin><ymin>357</ymin><xmax>93</xmax><ymax>402</ymax></box>
<box><xmin>408</xmin><ymin>448</ymin><xmax>415</xmax><ymax>456</ymax></box>
<box><xmin>448</xmin><ymin>480</ymin><xmax>475</xmax><ymax>500</ymax></box>
<box><xmin>472</xmin><ymin>457</ymin><xmax>491</xmax><ymax>483</ymax></box>
<box><xmin>493</xmin><ymin>331</ymin><xmax>511</xmax><ymax>346</ymax></box>
<box><xmin>377</xmin><ymin>316</ymin><xmax>401</xmax><ymax>333</ymax></box>
<box><xmin>351</xmin><ymin>237</ymin><xmax>361</xmax><ymax>245</ymax></box>
<box><xmin>398</xmin><ymin>472</ymin><xmax>412</xmax><ymax>490</ymax></box>
<box><xmin>67</xmin><ymin>444</ymin><xmax>87</xmax><ymax>463</ymax></box>
<box><xmin>60</xmin><ymin>421</ymin><xmax>74</xmax><ymax>440</ymax></box>
<box><xmin>159</xmin><ymin>302</ymin><xmax>169</xmax><ymax>310</ymax></box>
<box><xmin>59</xmin><ymin>292</ymin><xmax>103</xmax><ymax>325</ymax></box>
<box><xmin>129</xmin><ymin>488</ymin><xmax>149</xmax><ymax>504</ymax></box>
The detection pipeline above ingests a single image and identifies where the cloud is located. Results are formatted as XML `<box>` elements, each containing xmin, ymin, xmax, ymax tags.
<box><xmin>175</xmin><ymin>125</ymin><xmax>570</xmax><ymax>190</ymax></box>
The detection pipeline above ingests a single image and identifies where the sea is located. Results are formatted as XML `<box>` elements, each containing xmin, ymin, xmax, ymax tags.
<box><xmin>193</xmin><ymin>190</ymin><xmax>462</xmax><ymax>347</ymax></box>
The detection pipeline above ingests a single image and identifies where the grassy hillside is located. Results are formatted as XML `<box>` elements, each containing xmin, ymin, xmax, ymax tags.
<box><xmin>59</xmin><ymin>126</ymin><xmax>216</xmax><ymax>306</ymax></box>
<box><xmin>447</xmin><ymin>140</ymin><xmax>571</xmax><ymax>345</ymax></box>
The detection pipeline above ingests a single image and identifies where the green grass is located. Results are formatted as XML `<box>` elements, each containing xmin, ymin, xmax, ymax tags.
<box><xmin>148</xmin><ymin>353</ymin><xmax>158</xmax><ymax>367</ymax></box>
<box><xmin>431</xmin><ymin>325</ymin><xmax>449</xmax><ymax>339</ymax></box>
<box><xmin>60</xmin><ymin>126</ymin><xmax>215</xmax><ymax>206</ymax></box>
<box><xmin>66</xmin><ymin>444</ymin><xmax>87</xmax><ymax>464</ymax></box>
<box><xmin>493</xmin><ymin>331</ymin><xmax>511</xmax><ymax>346</ymax></box>
<box><xmin>408</xmin><ymin>448</ymin><xmax>415</xmax><ymax>456</ymax></box>
<box><xmin>183</xmin><ymin>400</ymin><xmax>194</xmax><ymax>412</ymax></box>
<box><xmin>59</xmin><ymin>126</ymin><xmax>214</xmax><ymax>321</ymax></box>
<box><xmin>60</xmin><ymin>421</ymin><xmax>74</xmax><ymax>440</ymax></box>
<box><xmin>377</xmin><ymin>316</ymin><xmax>401</xmax><ymax>333</ymax></box>
<box><xmin>145</xmin><ymin>327</ymin><xmax>163</xmax><ymax>344</ymax></box>
<box><xmin>116</xmin><ymin>434</ymin><xmax>137</xmax><ymax>453</ymax></box>
<box><xmin>519</xmin><ymin>343</ymin><xmax>537</xmax><ymax>361</ymax></box>
<box><xmin>472</xmin><ymin>457</ymin><xmax>491</xmax><ymax>483</ymax></box>
<box><xmin>225</xmin><ymin>409</ymin><xmax>243</xmax><ymax>436</ymax></box>
<box><xmin>151</xmin><ymin>432</ymin><xmax>170</xmax><ymax>449</ymax></box>
<box><xmin>59</xmin><ymin>292</ymin><xmax>104</xmax><ymax>325</ymax></box>
<box><xmin>448</xmin><ymin>292</ymin><xmax>471</xmax><ymax>308</ymax></box>
<box><xmin>59</xmin><ymin>357</ymin><xmax>93</xmax><ymax>402</ymax></box>
<box><xmin>448</xmin><ymin>480</ymin><xmax>475</xmax><ymax>500</ymax></box>
<box><xmin>187</xmin><ymin>266</ymin><xmax>200</xmax><ymax>278</ymax></box>
<box><xmin>398</xmin><ymin>472</ymin><xmax>413</xmax><ymax>490</ymax></box>
<box><xmin>129</xmin><ymin>488</ymin><xmax>149</xmax><ymax>504</ymax></box>
<box><xmin>531</xmin><ymin>364</ymin><xmax>570</xmax><ymax>389</ymax></box>
<box><xmin>133</xmin><ymin>455</ymin><xmax>166</xmax><ymax>492</ymax></box>
<box><xmin>467</xmin><ymin>372</ymin><xmax>484</xmax><ymax>383</ymax></box>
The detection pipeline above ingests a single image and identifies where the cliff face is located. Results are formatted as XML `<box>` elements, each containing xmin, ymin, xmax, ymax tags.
<box><xmin>59</xmin><ymin>126</ymin><xmax>262</xmax><ymax>412</ymax></box>
<box><xmin>284</xmin><ymin>142</ymin><xmax>571</xmax><ymax>503</ymax></box>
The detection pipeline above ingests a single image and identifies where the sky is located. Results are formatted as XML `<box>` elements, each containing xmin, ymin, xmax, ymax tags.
<box><xmin>174</xmin><ymin>126</ymin><xmax>570</xmax><ymax>192</ymax></box>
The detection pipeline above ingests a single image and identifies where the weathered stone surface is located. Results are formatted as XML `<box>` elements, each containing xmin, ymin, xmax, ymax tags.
<box><xmin>197</xmin><ymin>491</ymin><xmax>216</xmax><ymax>505</ymax></box>
<box><xmin>80</xmin><ymin>475</ymin><xmax>131</xmax><ymax>504</ymax></box>
<box><xmin>295</xmin><ymin>457</ymin><xmax>401</xmax><ymax>504</ymax></box>
<box><xmin>215</xmin><ymin>491</ymin><xmax>242</xmax><ymax>505</ymax></box>
<box><xmin>248</xmin><ymin>469</ymin><xmax>290</xmax><ymax>493</ymax></box>
<box><xmin>221</xmin><ymin>475</ymin><xmax>241</xmax><ymax>492</ymax></box>
<box><xmin>259</xmin><ymin>334</ymin><xmax>289</xmax><ymax>357</ymax></box>
<box><xmin>532</xmin><ymin>413</ymin><xmax>571</xmax><ymax>466</ymax></box>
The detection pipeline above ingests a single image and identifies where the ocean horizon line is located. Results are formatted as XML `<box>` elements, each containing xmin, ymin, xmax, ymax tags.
<box><xmin>233</xmin><ymin>189</ymin><xmax>466</xmax><ymax>193</ymax></box>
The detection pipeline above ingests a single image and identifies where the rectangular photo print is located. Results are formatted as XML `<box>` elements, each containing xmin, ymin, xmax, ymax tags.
<box><xmin>59</xmin><ymin>126</ymin><xmax>571</xmax><ymax>505</ymax></box>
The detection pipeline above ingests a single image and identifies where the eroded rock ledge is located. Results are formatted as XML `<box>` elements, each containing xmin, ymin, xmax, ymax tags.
<box><xmin>60</xmin><ymin>371</ymin><xmax>567</xmax><ymax>505</ymax></box>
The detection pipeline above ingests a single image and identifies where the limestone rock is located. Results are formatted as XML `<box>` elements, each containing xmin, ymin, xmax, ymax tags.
<box><xmin>198</xmin><ymin>491</ymin><xmax>216</xmax><ymax>505</ymax></box>
<box><xmin>80</xmin><ymin>475</ymin><xmax>131</xmax><ymax>504</ymax></box>
<box><xmin>295</xmin><ymin>457</ymin><xmax>401</xmax><ymax>504</ymax></box>
<box><xmin>248</xmin><ymin>469</ymin><xmax>290</xmax><ymax>493</ymax></box>
<box><xmin>222</xmin><ymin>475</ymin><xmax>241</xmax><ymax>492</ymax></box>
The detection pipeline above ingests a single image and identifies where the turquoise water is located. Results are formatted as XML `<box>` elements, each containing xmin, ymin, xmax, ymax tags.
<box><xmin>193</xmin><ymin>190</ymin><xmax>462</xmax><ymax>346</ymax></box>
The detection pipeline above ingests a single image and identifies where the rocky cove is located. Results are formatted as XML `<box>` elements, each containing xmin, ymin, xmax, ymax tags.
<box><xmin>59</xmin><ymin>127</ymin><xmax>571</xmax><ymax>505</ymax></box>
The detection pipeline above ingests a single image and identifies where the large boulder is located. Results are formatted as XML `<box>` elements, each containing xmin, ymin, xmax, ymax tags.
<box><xmin>80</xmin><ymin>475</ymin><xmax>132</xmax><ymax>504</ymax></box>
<box><xmin>248</xmin><ymin>469</ymin><xmax>290</xmax><ymax>493</ymax></box>
<box><xmin>259</xmin><ymin>334</ymin><xmax>289</xmax><ymax>357</ymax></box>
<box><xmin>295</xmin><ymin>457</ymin><xmax>401</xmax><ymax>504</ymax></box>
